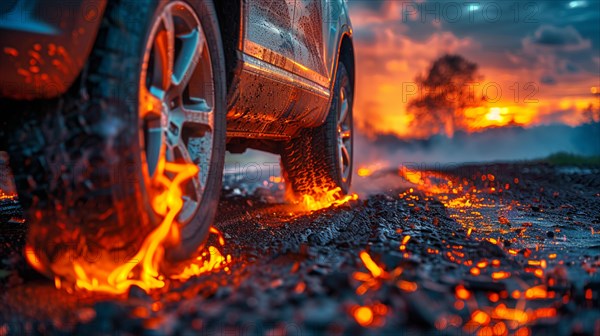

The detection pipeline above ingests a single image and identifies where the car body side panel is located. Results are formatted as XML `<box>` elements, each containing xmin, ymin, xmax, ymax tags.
<box><xmin>226</xmin><ymin>0</ymin><xmax>352</xmax><ymax>139</ymax></box>
<box><xmin>0</xmin><ymin>0</ymin><xmax>107</xmax><ymax>99</ymax></box>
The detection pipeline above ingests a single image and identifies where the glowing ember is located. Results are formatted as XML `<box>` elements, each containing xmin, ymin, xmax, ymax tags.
<box><xmin>357</xmin><ymin>167</ymin><xmax>372</xmax><ymax>177</ymax></box>
<box><xmin>397</xmin><ymin>280</ymin><xmax>417</xmax><ymax>292</ymax></box>
<box><xmin>491</xmin><ymin>304</ymin><xmax>528</xmax><ymax>324</ymax></box>
<box><xmin>471</xmin><ymin>310</ymin><xmax>491</xmax><ymax>325</ymax></box>
<box><xmin>525</xmin><ymin>285</ymin><xmax>549</xmax><ymax>300</ymax></box>
<box><xmin>353</xmin><ymin>306</ymin><xmax>374</xmax><ymax>327</ymax></box>
<box><xmin>0</xmin><ymin>191</ymin><xmax>16</xmax><ymax>201</ymax></box>
<box><xmin>349</xmin><ymin>165</ymin><xmax>594</xmax><ymax>332</ymax></box>
<box><xmin>455</xmin><ymin>284</ymin><xmax>471</xmax><ymax>300</ymax></box>
<box><xmin>357</xmin><ymin>162</ymin><xmax>386</xmax><ymax>177</ymax></box>
<box><xmin>491</xmin><ymin>271</ymin><xmax>511</xmax><ymax>280</ymax></box>
<box><xmin>359</xmin><ymin>251</ymin><xmax>385</xmax><ymax>278</ymax></box>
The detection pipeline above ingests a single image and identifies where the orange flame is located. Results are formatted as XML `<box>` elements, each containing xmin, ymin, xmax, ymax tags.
<box><xmin>44</xmin><ymin>159</ymin><xmax>231</xmax><ymax>294</ymax></box>
<box><xmin>24</xmin><ymin>245</ymin><xmax>45</xmax><ymax>274</ymax></box>
<box><xmin>296</xmin><ymin>186</ymin><xmax>358</xmax><ymax>211</ymax></box>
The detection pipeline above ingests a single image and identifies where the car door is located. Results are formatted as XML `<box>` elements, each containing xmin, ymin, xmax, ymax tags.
<box><xmin>230</xmin><ymin>0</ymin><xmax>334</xmax><ymax>137</ymax></box>
<box><xmin>243</xmin><ymin>0</ymin><xmax>332</xmax><ymax>88</ymax></box>
<box><xmin>290</xmin><ymin>0</ymin><xmax>327</xmax><ymax>85</ymax></box>
<box><xmin>243</xmin><ymin>0</ymin><xmax>297</xmax><ymax>72</ymax></box>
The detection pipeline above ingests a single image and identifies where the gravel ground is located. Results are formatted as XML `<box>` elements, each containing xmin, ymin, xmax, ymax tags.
<box><xmin>1</xmin><ymin>163</ymin><xmax>599</xmax><ymax>335</ymax></box>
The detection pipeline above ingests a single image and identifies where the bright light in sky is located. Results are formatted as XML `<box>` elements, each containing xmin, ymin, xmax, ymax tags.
<box><xmin>568</xmin><ymin>1</ymin><xmax>587</xmax><ymax>8</ymax></box>
<box><xmin>485</xmin><ymin>107</ymin><xmax>508</xmax><ymax>122</ymax></box>
<box><xmin>468</xmin><ymin>4</ymin><xmax>480</xmax><ymax>11</ymax></box>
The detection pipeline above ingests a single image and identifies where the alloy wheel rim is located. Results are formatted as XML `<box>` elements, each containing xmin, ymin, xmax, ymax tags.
<box><xmin>337</xmin><ymin>86</ymin><xmax>352</xmax><ymax>183</ymax></box>
<box><xmin>139</xmin><ymin>1</ymin><xmax>214</xmax><ymax>225</ymax></box>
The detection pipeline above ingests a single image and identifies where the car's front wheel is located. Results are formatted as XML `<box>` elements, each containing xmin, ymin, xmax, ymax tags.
<box><xmin>3</xmin><ymin>0</ymin><xmax>226</xmax><ymax>283</ymax></box>
<box><xmin>281</xmin><ymin>61</ymin><xmax>354</xmax><ymax>198</ymax></box>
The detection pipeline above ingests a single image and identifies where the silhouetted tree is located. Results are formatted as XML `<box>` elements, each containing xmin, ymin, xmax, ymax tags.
<box><xmin>583</xmin><ymin>102</ymin><xmax>600</xmax><ymax>123</ymax></box>
<box><xmin>407</xmin><ymin>54</ymin><xmax>483</xmax><ymax>137</ymax></box>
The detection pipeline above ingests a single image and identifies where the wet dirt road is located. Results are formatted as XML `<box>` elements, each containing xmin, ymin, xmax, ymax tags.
<box><xmin>1</xmin><ymin>163</ymin><xmax>600</xmax><ymax>335</ymax></box>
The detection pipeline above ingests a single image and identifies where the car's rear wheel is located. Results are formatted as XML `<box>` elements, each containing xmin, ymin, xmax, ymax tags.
<box><xmin>281</xmin><ymin>61</ymin><xmax>354</xmax><ymax>197</ymax></box>
<box><xmin>3</xmin><ymin>0</ymin><xmax>226</xmax><ymax>282</ymax></box>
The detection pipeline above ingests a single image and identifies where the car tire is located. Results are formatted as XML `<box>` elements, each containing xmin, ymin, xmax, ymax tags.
<box><xmin>281</xmin><ymin>61</ymin><xmax>354</xmax><ymax>198</ymax></box>
<box><xmin>2</xmin><ymin>0</ymin><xmax>226</xmax><ymax>281</ymax></box>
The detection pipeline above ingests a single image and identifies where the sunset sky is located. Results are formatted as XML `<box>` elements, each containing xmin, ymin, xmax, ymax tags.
<box><xmin>347</xmin><ymin>0</ymin><xmax>600</xmax><ymax>139</ymax></box>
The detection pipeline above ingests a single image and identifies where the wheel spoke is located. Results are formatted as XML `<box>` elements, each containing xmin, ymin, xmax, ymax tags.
<box><xmin>336</xmin><ymin>85</ymin><xmax>352</xmax><ymax>182</ymax></box>
<box><xmin>140</xmin><ymin>85</ymin><xmax>163</xmax><ymax>118</ymax></box>
<box><xmin>338</xmin><ymin>139</ymin><xmax>345</xmax><ymax>175</ymax></box>
<box><xmin>145</xmin><ymin>125</ymin><xmax>163</xmax><ymax>177</ymax></box>
<box><xmin>181</xmin><ymin>99</ymin><xmax>214</xmax><ymax>129</ymax></box>
<box><xmin>176</xmin><ymin>140</ymin><xmax>203</xmax><ymax>200</ymax></box>
<box><xmin>341</xmin><ymin>143</ymin><xmax>351</xmax><ymax>166</ymax></box>
<box><xmin>162</xmin><ymin>11</ymin><xmax>176</xmax><ymax>81</ymax></box>
<box><xmin>152</xmin><ymin>11</ymin><xmax>175</xmax><ymax>91</ymax></box>
<box><xmin>165</xmin><ymin>120</ymin><xmax>180</xmax><ymax>149</ymax></box>
<box><xmin>172</xmin><ymin>29</ymin><xmax>204</xmax><ymax>92</ymax></box>
<box><xmin>338</xmin><ymin>94</ymin><xmax>349</xmax><ymax>125</ymax></box>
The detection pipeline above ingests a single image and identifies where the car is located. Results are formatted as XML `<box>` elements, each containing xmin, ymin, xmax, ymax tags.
<box><xmin>0</xmin><ymin>0</ymin><xmax>354</xmax><ymax>279</ymax></box>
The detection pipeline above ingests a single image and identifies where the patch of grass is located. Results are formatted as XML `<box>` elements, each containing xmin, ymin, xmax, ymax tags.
<box><xmin>540</xmin><ymin>152</ymin><xmax>600</xmax><ymax>166</ymax></box>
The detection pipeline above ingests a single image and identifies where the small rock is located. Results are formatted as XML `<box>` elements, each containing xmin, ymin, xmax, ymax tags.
<box><xmin>128</xmin><ymin>285</ymin><xmax>150</xmax><ymax>300</ymax></box>
<box><xmin>323</xmin><ymin>271</ymin><xmax>350</xmax><ymax>293</ymax></box>
<box><xmin>302</xmin><ymin>300</ymin><xmax>337</xmax><ymax>328</ymax></box>
<box><xmin>478</xmin><ymin>240</ymin><xmax>505</xmax><ymax>257</ymax></box>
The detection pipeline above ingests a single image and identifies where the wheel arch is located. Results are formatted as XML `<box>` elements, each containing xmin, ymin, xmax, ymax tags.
<box><xmin>338</xmin><ymin>33</ymin><xmax>355</xmax><ymax>96</ymax></box>
<box><xmin>213</xmin><ymin>0</ymin><xmax>242</xmax><ymax>91</ymax></box>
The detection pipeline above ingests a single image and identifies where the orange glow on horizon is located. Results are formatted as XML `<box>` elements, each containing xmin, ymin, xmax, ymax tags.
<box><xmin>350</xmin><ymin>2</ymin><xmax>600</xmax><ymax>139</ymax></box>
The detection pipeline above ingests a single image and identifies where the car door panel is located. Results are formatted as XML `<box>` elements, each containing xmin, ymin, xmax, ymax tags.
<box><xmin>227</xmin><ymin>0</ymin><xmax>342</xmax><ymax>139</ymax></box>
<box><xmin>291</xmin><ymin>0</ymin><xmax>327</xmax><ymax>78</ymax></box>
<box><xmin>244</xmin><ymin>0</ymin><xmax>296</xmax><ymax>69</ymax></box>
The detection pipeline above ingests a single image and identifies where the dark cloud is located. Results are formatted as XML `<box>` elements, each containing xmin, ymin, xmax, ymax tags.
<box><xmin>540</xmin><ymin>75</ymin><xmax>557</xmax><ymax>85</ymax></box>
<box><xmin>353</xmin><ymin>28</ymin><xmax>377</xmax><ymax>46</ymax></box>
<box><xmin>562</xmin><ymin>61</ymin><xmax>580</xmax><ymax>73</ymax></box>
<box><xmin>529</xmin><ymin>25</ymin><xmax>591</xmax><ymax>50</ymax></box>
